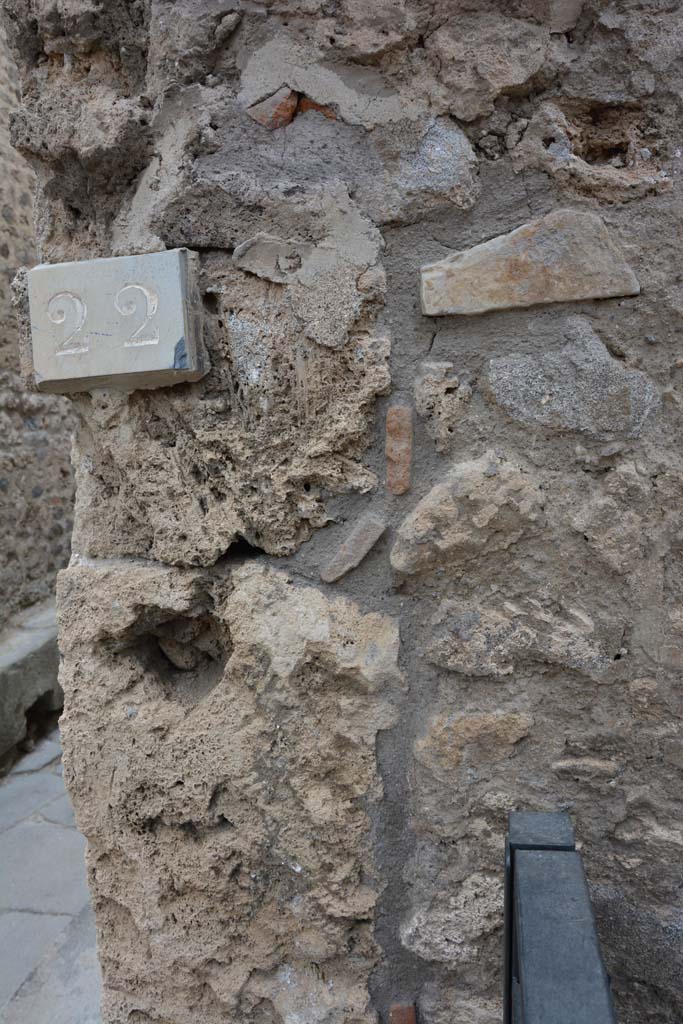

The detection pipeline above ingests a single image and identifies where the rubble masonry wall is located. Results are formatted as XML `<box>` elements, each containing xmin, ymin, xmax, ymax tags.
<box><xmin>4</xmin><ymin>2</ymin><xmax>682</xmax><ymax>1022</ymax></box>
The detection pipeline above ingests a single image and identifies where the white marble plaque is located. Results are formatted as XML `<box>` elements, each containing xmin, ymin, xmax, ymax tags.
<box><xmin>27</xmin><ymin>248</ymin><xmax>207</xmax><ymax>393</ymax></box>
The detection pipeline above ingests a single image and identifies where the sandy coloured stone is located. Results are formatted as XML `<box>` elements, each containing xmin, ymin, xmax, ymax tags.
<box><xmin>246</xmin><ymin>86</ymin><xmax>298</xmax><ymax>130</ymax></box>
<box><xmin>390</xmin><ymin>451</ymin><xmax>543</xmax><ymax>575</ymax></box>
<box><xmin>414</xmin><ymin>712</ymin><xmax>533</xmax><ymax>776</ymax></box>
<box><xmin>320</xmin><ymin>512</ymin><xmax>386</xmax><ymax>583</ymax></box>
<box><xmin>552</xmin><ymin>758</ymin><xmax>620</xmax><ymax>780</ymax></box>
<box><xmin>427</xmin><ymin>597</ymin><xmax>617</xmax><ymax>682</ymax></box>
<box><xmin>420</xmin><ymin>209</ymin><xmax>640</xmax><ymax>316</ymax></box>
<box><xmin>6</xmin><ymin>4</ymin><xmax>683</xmax><ymax>1022</ymax></box>
<box><xmin>386</xmin><ymin>404</ymin><xmax>413</xmax><ymax>495</ymax></box>
<box><xmin>419</xmin><ymin>984</ymin><xmax>499</xmax><ymax>1024</ymax></box>
<box><xmin>426</xmin><ymin>14</ymin><xmax>551</xmax><ymax>122</ymax></box>
<box><xmin>233</xmin><ymin>233</ymin><xmax>311</xmax><ymax>284</ymax></box>
<box><xmin>509</xmin><ymin>103</ymin><xmax>671</xmax><ymax>202</ymax></box>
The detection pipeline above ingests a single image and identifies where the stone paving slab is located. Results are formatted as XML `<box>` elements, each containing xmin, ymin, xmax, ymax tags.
<box><xmin>0</xmin><ymin>771</ymin><xmax>65</xmax><ymax>832</ymax></box>
<box><xmin>9</xmin><ymin>736</ymin><xmax>61</xmax><ymax>774</ymax></box>
<box><xmin>0</xmin><ymin>820</ymin><xmax>89</xmax><ymax>915</ymax></box>
<box><xmin>0</xmin><ymin>728</ymin><xmax>100</xmax><ymax>1020</ymax></box>
<box><xmin>40</xmin><ymin>792</ymin><xmax>76</xmax><ymax>829</ymax></box>
<box><xmin>0</xmin><ymin>910</ymin><xmax>71</xmax><ymax>1011</ymax></box>
<box><xmin>1</xmin><ymin>905</ymin><xmax>101</xmax><ymax>1024</ymax></box>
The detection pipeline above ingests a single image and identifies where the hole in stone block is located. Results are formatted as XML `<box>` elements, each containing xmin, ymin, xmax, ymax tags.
<box><xmin>203</xmin><ymin>290</ymin><xmax>220</xmax><ymax>314</ymax></box>
<box><xmin>120</xmin><ymin>611</ymin><xmax>231</xmax><ymax>708</ymax></box>
<box><xmin>221</xmin><ymin>534</ymin><xmax>266</xmax><ymax>560</ymax></box>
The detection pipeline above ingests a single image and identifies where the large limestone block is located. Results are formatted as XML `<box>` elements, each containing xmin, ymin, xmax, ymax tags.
<box><xmin>390</xmin><ymin>452</ymin><xmax>544</xmax><ymax>575</ymax></box>
<box><xmin>420</xmin><ymin>209</ymin><xmax>640</xmax><ymax>316</ymax></box>
<box><xmin>58</xmin><ymin>561</ymin><xmax>402</xmax><ymax>1024</ymax></box>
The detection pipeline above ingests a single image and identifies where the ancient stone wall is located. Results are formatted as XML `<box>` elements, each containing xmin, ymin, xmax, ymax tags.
<box><xmin>4</xmin><ymin>2</ymin><xmax>682</xmax><ymax>1022</ymax></box>
<box><xmin>0</xmin><ymin>20</ymin><xmax>73</xmax><ymax>627</ymax></box>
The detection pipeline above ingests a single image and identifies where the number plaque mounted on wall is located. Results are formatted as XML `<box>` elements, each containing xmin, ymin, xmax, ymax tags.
<box><xmin>27</xmin><ymin>248</ymin><xmax>208</xmax><ymax>393</ymax></box>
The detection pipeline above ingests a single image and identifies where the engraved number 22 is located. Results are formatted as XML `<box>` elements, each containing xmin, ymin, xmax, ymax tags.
<box><xmin>48</xmin><ymin>291</ymin><xmax>89</xmax><ymax>356</ymax></box>
<box><xmin>115</xmin><ymin>284</ymin><xmax>160</xmax><ymax>347</ymax></box>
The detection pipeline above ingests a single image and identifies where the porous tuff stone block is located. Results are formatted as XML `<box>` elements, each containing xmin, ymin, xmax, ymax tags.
<box><xmin>27</xmin><ymin>248</ymin><xmax>207</xmax><ymax>393</ymax></box>
<box><xmin>420</xmin><ymin>209</ymin><xmax>640</xmax><ymax>316</ymax></box>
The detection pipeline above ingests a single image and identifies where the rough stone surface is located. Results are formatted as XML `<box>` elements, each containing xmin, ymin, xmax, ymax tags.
<box><xmin>487</xmin><ymin>317</ymin><xmax>660</xmax><ymax>439</ymax></box>
<box><xmin>510</xmin><ymin>101</ymin><xmax>672</xmax><ymax>201</ymax></box>
<box><xmin>419</xmin><ymin>983</ymin><xmax>498</xmax><ymax>1024</ymax></box>
<box><xmin>424</xmin><ymin>14</ymin><xmax>554</xmax><ymax>123</ymax></box>
<box><xmin>0</xmin><ymin>24</ymin><xmax>74</xmax><ymax>626</ymax></box>
<box><xmin>420</xmin><ymin>209</ymin><xmax>640</xmax><ymax>316</ymax></box>
<box><xmin>390</xmin><ymin>452</ymin><xmax>544</xmax><ymax>576</ymax></box>
<box><xmin>400</xmin><ymin>872</ymin><xmax>504</xmax><ymax>965</ymax></box>
<box><xmin>5</xmin><ymin>3</ymin><xmax>683</xmax><ymax>1023</ymax></box>
<box><xmin>428</xmin><ymin>597</ymin><xmax>618</xmax><ymax>682</ymax></box>
<box><xmin>414</xmin><ymin>362</ymin><xmax>471</xmax><ymax>454</ymax></box>
<box><xmin>57</xmin><ymin>560</ymin><xmax>401</xmax><ymax>1024</ymax></box>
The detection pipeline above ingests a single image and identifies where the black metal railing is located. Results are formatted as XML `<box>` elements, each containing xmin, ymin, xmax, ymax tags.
<box><xmin>503</xmin><ymin>811</ymin><xmax>617</xmax><ymax>1024</ymax></box>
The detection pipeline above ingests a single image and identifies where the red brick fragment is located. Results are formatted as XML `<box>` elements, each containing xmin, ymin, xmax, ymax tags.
<box><xmin>386</xmin><ymin>404</ymin><xmax>413</xmax><ymax>496</ymax></box>
<box><xmin>298</xmin><ymin>96</ymin><xmax>337</xmax><ymax>120</ymax></box>
<box><xmin>389</xmin><ymin>1005</ymin><xmax>417</xmax><ymax>1024</ymax></box>
<box><xmin>246</xmin><ymin>86</ymin><xmax>298</xmax><ymax>130</ymax></box>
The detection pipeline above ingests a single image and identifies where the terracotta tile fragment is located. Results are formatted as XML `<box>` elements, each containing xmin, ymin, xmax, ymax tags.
<box><xmin>246</xmin><ymin>86</ymin><xmax>298</xmax><ymax>130</ymax></box>
<box><xmin>320</xmin><ymin>512</ymin><xmax>386</xmax><ymax>583</ymax></box>
<box><xmin>386</xmin><ymin>404</ymin><xmax>413</xmax><ymax>495</ymax></box>
<box><xmin>298</xmin><ymin>96</ymin><xmax>337</xmax><ymax>120</ymax></box>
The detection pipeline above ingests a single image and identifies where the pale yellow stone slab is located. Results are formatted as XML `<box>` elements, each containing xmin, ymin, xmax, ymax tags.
<box><xmin>420</xmin><ymin>209</ymin><xmax>640</xmax><ymax>316</ymax></box>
